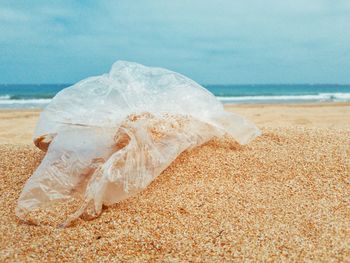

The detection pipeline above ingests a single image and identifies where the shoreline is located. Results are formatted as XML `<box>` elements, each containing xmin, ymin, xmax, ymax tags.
<box><xmin>229</xmin><ymin>101</ymin><xmax>350</xmax><ymax>108</ymax></box>
<box><xmin>1</xmin><ymin>101</ymin><xmax>350</xmax><ymax>111</ymax></box>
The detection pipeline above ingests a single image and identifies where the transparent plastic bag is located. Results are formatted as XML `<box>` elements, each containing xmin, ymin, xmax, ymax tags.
<box><xmin>16</xmin><ymin>61</ymin><xmax>261</xmax><ymax>226</ymax></box>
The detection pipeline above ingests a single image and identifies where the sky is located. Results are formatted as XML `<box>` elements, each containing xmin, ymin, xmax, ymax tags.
<box><xmin>0</xmin><ymin>0</ymin><xmax>350</xmax><ymax>84</ymax></box>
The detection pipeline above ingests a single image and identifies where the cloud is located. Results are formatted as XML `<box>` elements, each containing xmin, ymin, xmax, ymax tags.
<box><xmin>0</xmin><ymin>0</ymin><xmax>350</xmax><ymax>83</ymax></box>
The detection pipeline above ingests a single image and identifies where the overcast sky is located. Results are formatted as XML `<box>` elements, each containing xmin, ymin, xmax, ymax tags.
<box><xmin>0</xmin><ymin>0</ymin><xmax>349</xmax><ymax>84</ymax></box>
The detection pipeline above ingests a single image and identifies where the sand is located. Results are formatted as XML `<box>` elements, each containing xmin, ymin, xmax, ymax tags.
<box><xmin>0</xmin><ymin>103</ymin><xmax>350</xmax><ymax>261</ymax></box>
<box><xmin>1</xmin><ymin>103</ymin><xmax>350</xmax><ymax>145</ymax></box>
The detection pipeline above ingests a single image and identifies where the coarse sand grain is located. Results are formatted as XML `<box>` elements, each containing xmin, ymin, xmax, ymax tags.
<box><xmin>0</xmin><ymin>127</ymin><xmax>349</xmax><ymax>262</ymax></box>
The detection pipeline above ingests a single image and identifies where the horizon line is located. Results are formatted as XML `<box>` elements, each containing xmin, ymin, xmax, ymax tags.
<box><xmin>1</xmin><ymin>83</ymin><xmax>350</xmax><ymax>86</ymax></box>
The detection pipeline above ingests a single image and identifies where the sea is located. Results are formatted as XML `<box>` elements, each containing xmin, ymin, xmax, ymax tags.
<box><xmin>0</xmin><ymin>84</ymin><xmax>350</xmax><ymax>109</ymax></box>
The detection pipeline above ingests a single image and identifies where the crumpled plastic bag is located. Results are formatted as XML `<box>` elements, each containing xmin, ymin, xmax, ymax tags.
<box><xmin>16</xmin><ymin>61</ymin><xmax>261</xmax><ymax>226</ymax></box>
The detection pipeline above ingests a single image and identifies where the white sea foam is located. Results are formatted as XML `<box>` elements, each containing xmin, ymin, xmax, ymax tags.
<box><xmin>0</xmin><ymin>98</ymin><xmax>52</xmax><ymax>108</ymax></box>
<box><xmin>0</xmin><ymin>98</ymin><xmax>52</xmax><ymax>104</ymax></box>
<box><xmin>0</xmin><ymin>95</ymin><xmax>11</xmax><ymax>100</ymax></box>
<box><xmin>217</xmin><ymin>93</ymin><xmax>350</xmax><ymax>103</ymax></box>
<box><xmin>0</xmin><ymin>92</ymin><xmax>350</xmax><ymax>108</ymax></box>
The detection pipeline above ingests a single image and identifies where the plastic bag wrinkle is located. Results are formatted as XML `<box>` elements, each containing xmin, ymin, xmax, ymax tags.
<box><xmin>16</xmin><ymin>61</ymin><xmax>261</xmax><ymax>226</ymax></box>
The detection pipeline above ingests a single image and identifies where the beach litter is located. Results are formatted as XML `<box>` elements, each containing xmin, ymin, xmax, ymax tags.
<box><xmin>16</xmin><ymin>61</ymin><xmax>260</xmax><ymax>226</ymax></box>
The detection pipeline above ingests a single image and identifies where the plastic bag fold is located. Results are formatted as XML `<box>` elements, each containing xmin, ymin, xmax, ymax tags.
<box><xmin>16</xmin><ymin>61</ymin><xmax>261</xmax><ymax>226</ymax></box>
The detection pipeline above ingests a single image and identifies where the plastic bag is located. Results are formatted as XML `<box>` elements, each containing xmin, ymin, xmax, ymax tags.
<box><xmin>16</xmin><ymin>61</ymin><xmax>261</xmax><ymax>226</ymax></box>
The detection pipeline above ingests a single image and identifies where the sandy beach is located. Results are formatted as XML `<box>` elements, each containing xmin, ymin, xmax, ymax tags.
<box><xmin>1</xmin><ymin>102</ymin><xmax>350</xmax><ymax>145</ymax></box>
<box><xmin>1</xmin><ymin>103</ymin><xmax>349</xmax><ymax>261</ymax></box>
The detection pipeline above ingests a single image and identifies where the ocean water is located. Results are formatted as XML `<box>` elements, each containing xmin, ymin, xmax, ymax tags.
<box><xmin>0</xmin><ymin>84</ymin><xmax>350</xmax><ymax>109</ymax></box>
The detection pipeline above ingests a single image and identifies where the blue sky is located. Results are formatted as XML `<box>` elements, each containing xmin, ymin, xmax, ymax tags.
<box><xmin>0</xmin><ymin>0</ymin><xmax>349</xmax><ymax>84</ymax></box>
